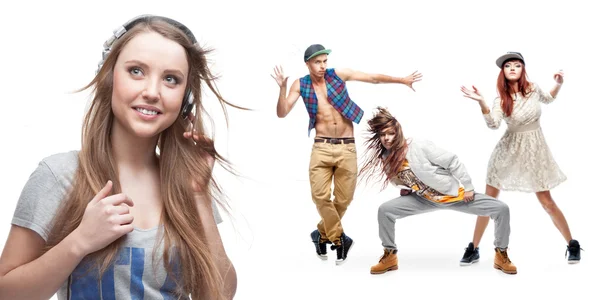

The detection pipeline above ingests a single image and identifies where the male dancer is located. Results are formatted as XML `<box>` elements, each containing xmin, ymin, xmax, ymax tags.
<box><xmin>271</xmin><ymin>44</ymin><xmax>422</xmax><ymax>265</ymax></box>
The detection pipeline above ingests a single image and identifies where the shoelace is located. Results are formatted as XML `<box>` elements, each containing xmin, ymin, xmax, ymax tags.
<box><xmin>462</xmin><ymin>247</ymin><xmax>475</xmax><ymax>258</ymax></box>
<box><xmin>565</xmin><ymin>245</ymin><xmax>584</xmax><ymax>258</ymax></box>
<box><xmin>499</xmin><ymin>250</ymin><xmax>512</xmax><ymax>263</ymax></box>
<box><xmin>331</xmin><ymin>240</ymin><xmax>346</xmax><ymax>258</ymax></box>
<box><xmin>379</xmin><ymin>251</ymin><xmax>392</xmax><ymax>263</ymax></box>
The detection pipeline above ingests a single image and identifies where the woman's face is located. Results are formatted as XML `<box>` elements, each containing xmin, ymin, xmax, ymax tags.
<box><xmin>503</xmin><ymin>59</ymin><xmax>523</xmax><ymax>82</ymax></box>
<box><xmin>379</xmin><ymin>126</ymin><xmax>396</xmax><ymax>150</ymax></box>
<box><xmin>111</xmin><ymin>30</ymin><xmax>190</xmax><ymax>139</ymax></box>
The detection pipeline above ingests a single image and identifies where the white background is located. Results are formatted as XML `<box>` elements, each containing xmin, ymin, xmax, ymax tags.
<box><xmin>1</xmin><ymin>0</ymin><xmax>598</xmax><ymax>299</ymax></box>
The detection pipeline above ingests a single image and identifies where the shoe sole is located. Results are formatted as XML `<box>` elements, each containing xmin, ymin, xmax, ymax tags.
<box><xmin>370</xmin><ymin>265</ymin><xmax>398</xmax><ymax>274</ymax></box>
<box><xmin>459</xmin><ymin>259</ymin><xmax>479</xmax><ymax>266</ymax></box>
<box><xmin>494</xmin><ymin>263</ymin><xmax>517</xmax><ymax>274</ymax></box>
<box><xmin>568</xmin><ymin>260</ymin><xmax>580</xmax><ymax>264</ymax></box>
<box><xmin>335</xmin><ymin>241</ymin><xmax>355</xmax><ymax>266</ymax></box>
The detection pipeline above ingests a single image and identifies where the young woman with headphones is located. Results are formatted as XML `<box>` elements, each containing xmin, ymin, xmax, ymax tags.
<box><xmin>0</xmin><ymin>15</ymin><xmax>243</xmax><ymax>300</ymax></box>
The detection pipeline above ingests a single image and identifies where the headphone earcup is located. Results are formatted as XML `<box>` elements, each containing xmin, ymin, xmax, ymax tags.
<box><xmin>181</xmin><ymin>89</ymin><xmax>194</xmax><ymax>118</ymax></box>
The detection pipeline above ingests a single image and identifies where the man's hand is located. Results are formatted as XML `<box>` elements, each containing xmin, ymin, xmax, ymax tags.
<box><xmin>271</xmin><ymin>65</ymin><xmax>289</xmax><ymax>87</ymax></box>
<box><xmin>402</xmin><ymin>70</ymin><xmax>423</xmax><ymax>91</ymax></box>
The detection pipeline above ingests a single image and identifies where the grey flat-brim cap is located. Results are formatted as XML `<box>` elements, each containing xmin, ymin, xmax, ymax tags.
<box><xmin>496</xmin><ymin>52</ymin><xmax>525</xmax><ymax>68</ymax></box>
<box><xmin>304</xmin><ymin>44</ymin><xmax>332</xmax><ymax>62</ymax></box>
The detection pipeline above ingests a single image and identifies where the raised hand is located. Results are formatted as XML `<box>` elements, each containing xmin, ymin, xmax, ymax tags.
<box><xmin>403</xmin><ymin>70</ymin><xmax>423</xmax><ymax>92</ymax></box>
<box><xmin>72</xmin><ymin>180</ymin><xmax>134</xmax><ymax>255</ymax></box>
<box><xmin>271</xmin><ymin>65</ymin><xmax>289</xmax><ymax>87</ymax></box>
<box><xmin>460</xmin><ymin>85</ymin><xmax>485</xmax><ymax>102</ymax></box>
<box><xmin>554</xmin><ymin>69</ymin><xmax>564</xmax><ymax>84</ymax></box>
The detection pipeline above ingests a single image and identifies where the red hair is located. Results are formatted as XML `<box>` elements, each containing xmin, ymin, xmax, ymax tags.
<box><xmin>496</xmin><ymin>59</ymin><xmax>532</xmax><ymax>117</ymax></box>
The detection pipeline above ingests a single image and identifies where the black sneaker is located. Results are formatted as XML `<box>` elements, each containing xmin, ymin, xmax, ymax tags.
<box><xmin>331</xmin><ymin>233</ymin><xmax>354</xmax><ymax>265</ymax></box>
<box><xmin>460</xmin><ymin>242</ymin><xmax>480</xmax><ymax>266</ymax></box>
<box><xmin>310</xmin><ymin>229</ymin><xmax>328</xmax><ymax>260</ymax></box>
<box><xmin>565</xmin><ymin>239</ymin><xmax>582</xmax><ymax>264</ymax></box>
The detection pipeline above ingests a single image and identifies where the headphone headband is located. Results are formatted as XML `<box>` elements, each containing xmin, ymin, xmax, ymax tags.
<box><xmin>98</xmin><ymin>15</ymin><xmax>198</xmax><ymax>73</ymax></box>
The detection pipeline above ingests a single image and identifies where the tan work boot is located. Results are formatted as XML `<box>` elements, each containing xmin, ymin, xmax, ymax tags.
<box><xmin>370</xmin><ymin>248</ymin><xmax>398</xmax><ymax>274</ymax></box>
<box><xmin>494</xmin><ymin>248</ymin><xmax>517</xmax><ymax>274</ymax></box>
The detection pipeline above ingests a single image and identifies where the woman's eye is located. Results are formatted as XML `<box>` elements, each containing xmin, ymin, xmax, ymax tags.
<box><xmin>165</xmin><ymin>75</ymin><xmax>179</xmax><ymax>84</ymax></box>
<box><xmin>129</xmin><ymin>67</ymin><xmax>143</xmax><ymax>76</ymax></box>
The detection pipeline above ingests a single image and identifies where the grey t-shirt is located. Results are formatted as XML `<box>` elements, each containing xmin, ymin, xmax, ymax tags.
<box><xmin>11</xmin><ymin>151</ymin><xmax>223</xmax><ymax>299</ymax></box>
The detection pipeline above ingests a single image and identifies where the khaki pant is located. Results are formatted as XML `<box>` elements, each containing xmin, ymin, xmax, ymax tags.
<box><xmin>309</xmin><ymin>141</ymin><xmax>358</xmax><ymax>245</ymax></box>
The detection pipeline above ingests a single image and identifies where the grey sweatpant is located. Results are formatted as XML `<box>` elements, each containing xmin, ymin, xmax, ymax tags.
<box><xmin>378</xmin><ymin>192</ymin><xmax>510</xmax><ymax>249</ymax></box>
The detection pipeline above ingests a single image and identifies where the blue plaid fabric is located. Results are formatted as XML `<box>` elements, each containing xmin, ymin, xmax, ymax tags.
<box><xmin>299</xmin><ymin>68</ymin><xmax>364</xmax><ymax>136</ymax></box>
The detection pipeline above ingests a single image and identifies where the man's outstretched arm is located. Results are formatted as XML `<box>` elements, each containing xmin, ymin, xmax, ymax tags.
<box><xmin>335</xmin><ymin>68</ymin><xmax>423</xmax><ymax>91</ymax></box>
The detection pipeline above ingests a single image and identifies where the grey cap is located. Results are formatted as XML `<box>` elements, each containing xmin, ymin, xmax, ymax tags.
<box><xmin>304</xmin><ymin>44</ymin><xmax>332</xmax><ymax>62</ymax></box>
<box><xmin>496</xmin><ymin>52</ymin><xmax>525</xmax><ymax>68</ymax></box>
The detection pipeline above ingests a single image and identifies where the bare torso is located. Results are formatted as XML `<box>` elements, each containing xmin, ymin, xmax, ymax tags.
<box><xmin>312</xmin><ymin>82</ymin><xmax>354</xmax><ymax>138</ymax></box>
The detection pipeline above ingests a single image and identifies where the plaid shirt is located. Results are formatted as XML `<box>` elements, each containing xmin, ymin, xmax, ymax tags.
<box><xmin>299</xmin><ymin>68</ymin><xmax>364</xmax><ymax>136</ymax></box>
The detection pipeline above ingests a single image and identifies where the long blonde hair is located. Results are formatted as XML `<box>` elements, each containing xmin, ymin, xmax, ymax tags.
<box><xmin>43</xmin><ymin>17</ymin><xmax>243</xmax><ymax>299</ymax></box>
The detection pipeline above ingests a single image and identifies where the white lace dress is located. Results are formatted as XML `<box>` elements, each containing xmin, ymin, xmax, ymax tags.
<box><xmin>483</xmin><ymin>83</ymin><xmax>566</xmax><ymax>192</ymax></box>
